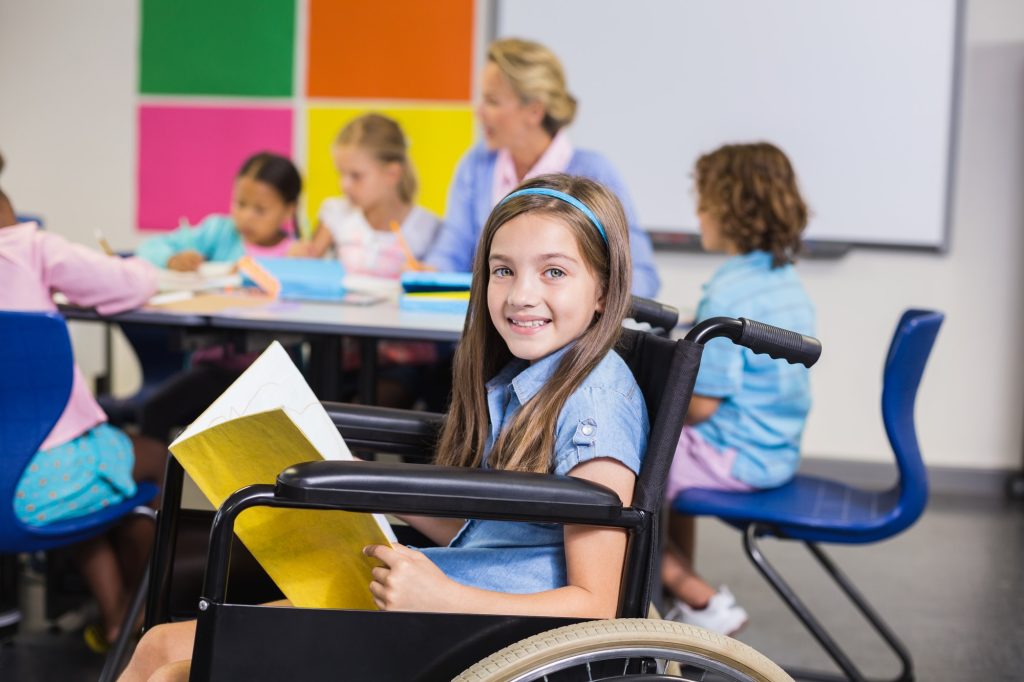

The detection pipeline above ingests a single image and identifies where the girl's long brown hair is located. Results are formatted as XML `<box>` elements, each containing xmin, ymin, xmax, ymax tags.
<box><xmin>434</xmin><ymin>174</ymin><xmax>632</xmax><ymax>473</ymax></box>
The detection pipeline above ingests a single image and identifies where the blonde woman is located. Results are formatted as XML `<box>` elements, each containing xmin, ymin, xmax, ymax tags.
<box><xmin>426</xmin><ymin>38</ymin><xmax>660</xmax><ymax>298</ymax></box>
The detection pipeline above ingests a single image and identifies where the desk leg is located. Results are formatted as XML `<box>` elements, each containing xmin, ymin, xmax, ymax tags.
<box><xmin>94</xmin><ymin>322</ymin><xmax>113</xmax><ymax>396</ymax></box>
<box><xmin>308</xmin><ymin>336</ymin><xmax>341</xmax><ymax>401</ymax></box>
<box><xmin>359</xmin><ymin>337</ymin><xmax>378</xmax><ymax>405</ymax></box>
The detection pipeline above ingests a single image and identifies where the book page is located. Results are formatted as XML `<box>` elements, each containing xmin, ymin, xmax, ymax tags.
<box><xmin>171</xmin><ymin>410</ymin><xmax>394</xmax><ymax>609</ymax></box>
<box><xmin>173</xmin><ymin>341</ymin><xmax>350</xmax><ymax>462</ymax></box>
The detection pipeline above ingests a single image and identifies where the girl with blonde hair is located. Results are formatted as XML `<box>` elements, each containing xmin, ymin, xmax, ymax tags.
<box><xmin>291</xmin><ymin>112</ymin><xmax>440</xmax><ymax>274</ymax></box>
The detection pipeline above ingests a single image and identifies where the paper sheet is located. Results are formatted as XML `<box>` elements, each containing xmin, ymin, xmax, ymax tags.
<box><xmin>170</xmin><ymin>342</ymin><xmax>396</xmax><ymax>609</ymax></box>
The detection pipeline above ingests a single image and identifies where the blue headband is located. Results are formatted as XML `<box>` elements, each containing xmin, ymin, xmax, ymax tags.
<box><xmin>499</xmin><ymin>187</ymin><xmax>607</xmax><ymax>244</ymax></box>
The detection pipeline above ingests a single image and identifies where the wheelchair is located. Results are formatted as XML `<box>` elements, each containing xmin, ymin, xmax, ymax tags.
<box><xmin>140</xmin><ymin>304</ymin><xmax>821</xmax><ymax>681</ymax></box>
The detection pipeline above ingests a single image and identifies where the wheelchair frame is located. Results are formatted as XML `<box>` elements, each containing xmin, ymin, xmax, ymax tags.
<box><xmin>140</xmin><ymin>316</ymin><xmax>819</xmax><ymax>681</ymax></box>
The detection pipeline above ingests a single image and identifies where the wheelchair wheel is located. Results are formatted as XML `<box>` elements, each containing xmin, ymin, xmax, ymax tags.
<box><xmin>454</xmin><ymin>618</ymin><xmax>791</xmax><ymax>682</ymax></box>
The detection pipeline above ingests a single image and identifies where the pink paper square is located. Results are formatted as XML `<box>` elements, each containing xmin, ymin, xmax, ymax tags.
<box><xmin>137</xmin><ymin>105</ymin><xmax>293</xmax><ymax>231</ymax></box>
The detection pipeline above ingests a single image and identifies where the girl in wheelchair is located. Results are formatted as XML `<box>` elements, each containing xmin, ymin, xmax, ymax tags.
<box><xmin>120</xmin><ymin>173</ymin><xmax>650</xmax><ymax>680</ymax></box>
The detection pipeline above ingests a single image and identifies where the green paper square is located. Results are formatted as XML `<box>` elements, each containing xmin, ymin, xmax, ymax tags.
<box><xmin>140</xmin><ymin>0</ymin><xmax>295</xmax><ymax>97</ymax></box>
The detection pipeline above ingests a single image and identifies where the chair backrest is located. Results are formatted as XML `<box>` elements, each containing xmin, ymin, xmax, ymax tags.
<box><xmin>882</xmin><ymin>309</ymin><xmax>944</xmax><ymax>533</ymax></box>
<box><xmin>0</xmin><ymin>311</ymin><xmax>74</xmax><ymax>532</ymax></box>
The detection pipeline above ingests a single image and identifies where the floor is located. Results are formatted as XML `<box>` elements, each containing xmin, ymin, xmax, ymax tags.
<box><xmin>1</xmin><ymin>493</ymin><xmax>1022</xmax><ymax>681</ymax></box>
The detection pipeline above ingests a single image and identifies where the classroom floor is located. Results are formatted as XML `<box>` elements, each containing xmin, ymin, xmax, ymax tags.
<box><xmin>1</xmin><ymin>493</ymin><xmax>1022</xmax><ymax>681</ymax></box>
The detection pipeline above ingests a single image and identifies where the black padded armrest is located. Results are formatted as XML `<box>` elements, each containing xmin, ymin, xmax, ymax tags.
<box><xmin>276</xmin><ymin>460</ymin><xmax>629</xmax><ymax>526</ymax></box>
<box><xmin>322</xmin><ymin>402</ymin><xmax>443</xmax><ymax>459</ymax></box>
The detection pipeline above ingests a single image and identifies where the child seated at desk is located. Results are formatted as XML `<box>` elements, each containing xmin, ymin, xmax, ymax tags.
<box><xmin>0</xmin><ymin>151</ymin><xmax>166</xmax><ymax>650</ymax></box>
<box><xmin>661</xmin><ymin>142</ymin><xmax>816</xmax><ymax>635</ymax></box>
<box><xmin>136</xmin><ymin>151</ymin><xmax>300</xmax><ymax>271</ymax></box>
<box><xmin>134</xmin><ymin>152</ymin><xmax>301</xmax><ymax>443</ymax></box>
<box><xmin>120</xmin><ymin>174</ymin><xmax>648</xmax><ymax>682</ymax></box>
<box><xmin>290</xmin><ymin>113</ymin><xmax>442</xmax><ymax>406</ymax></box>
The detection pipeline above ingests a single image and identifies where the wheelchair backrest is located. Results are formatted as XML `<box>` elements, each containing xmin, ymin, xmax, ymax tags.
<box><xmin>614</xmin><ymin>328</ymin><xmax>703</xmax><ymax>515</ymax></box>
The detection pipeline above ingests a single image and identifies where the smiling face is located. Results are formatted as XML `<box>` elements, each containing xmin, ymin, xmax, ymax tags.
<box><xmin>231</xmin><ymin>176</ymin><xmax>293</xmax><ymax>246</ymax></box>
<box><xmin>477</xmin><ymin>61</ymin><xmax>543</xmax><ymax>151</ymax></box>
<box><xmin>486</xmin><ymin>212</ymin><xmax>604</xmax><ymax>362</ymax></box>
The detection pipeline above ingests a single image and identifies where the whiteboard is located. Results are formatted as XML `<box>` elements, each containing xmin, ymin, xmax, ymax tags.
<box><xmin>496</xmin><ymin>0</ymin><xmax>962</xmax><ymax>249</ymax></box>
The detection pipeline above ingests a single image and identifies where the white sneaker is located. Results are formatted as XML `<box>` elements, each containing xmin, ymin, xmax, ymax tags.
<box><xmin>663</xmin><ymin>585</ymin><xmax>749</xmax><ymax>636</ymax></box>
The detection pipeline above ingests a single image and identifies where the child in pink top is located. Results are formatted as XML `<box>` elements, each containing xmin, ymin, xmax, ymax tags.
<box><xmin>0</xmin><ymin>152</ymin><xmax>166</xmax><ymax>648</ymax></box>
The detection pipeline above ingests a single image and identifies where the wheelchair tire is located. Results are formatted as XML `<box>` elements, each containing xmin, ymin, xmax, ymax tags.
<box><xmin>453</xmin><ymin>618</ymin><xmax>792</xmax><ymax>682</ymax></box>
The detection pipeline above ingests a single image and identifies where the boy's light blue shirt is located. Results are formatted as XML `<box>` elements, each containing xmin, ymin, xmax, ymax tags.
<box><xmin>422</xmin><ymin>345</ymin><xmax>649</xmax><ymax>594</ymax></box>
<box><xmin>135</xmin><ymin>214</ymin><xmax>243</xmax><ymax>268</ymax></box>
<box><xmin>425</xmin><ymin>143</ymin><xmax>661</xmax><ymax>298</ymax></box>
<box><xmin>693</xmin><ymin>251</ymin><xmax>816</xmax><ymax>488</ymax></box>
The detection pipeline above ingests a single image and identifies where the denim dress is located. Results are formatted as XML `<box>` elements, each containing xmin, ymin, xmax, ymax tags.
<box><xmin>421</xmin><ymin>345</ymin><xmax>649</xmax><ymax>593</ymax></box>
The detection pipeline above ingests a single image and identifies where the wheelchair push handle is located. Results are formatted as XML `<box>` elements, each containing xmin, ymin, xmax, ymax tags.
<box><xmin>738</xmin><ymin>317</ymin><xmax>821</xmax><ymax>367</ymax></box>
<box><xmin>685</xmin><ymin>316</ymin><xmax>821</xmax><ymax>368</ymax></box>
<box><xmin>628</xmin><ymin>296</ymin><xmax>680</xmax><ymax>332</ymax></box>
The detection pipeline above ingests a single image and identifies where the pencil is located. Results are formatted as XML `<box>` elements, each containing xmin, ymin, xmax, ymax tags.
<box><xmin>94</xmin><ymin>229</ymin><xmax>115</xmax><ymax>256</ymax></box>
<box><xmin>389</xmin><ymin>220</ymin><xmax>432</xmax><ymax>272</ymax></box>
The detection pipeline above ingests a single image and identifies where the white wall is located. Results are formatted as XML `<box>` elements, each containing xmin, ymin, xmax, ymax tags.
<box><xmin>1</xmin><ymin>0</ymin><xmax>1020</xmax><ymax>470</ymax></box>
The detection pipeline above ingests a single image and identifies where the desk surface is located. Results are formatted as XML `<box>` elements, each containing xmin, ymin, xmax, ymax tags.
<box><xmin>207</xmin><ymin>298</ymin><xmax>464</xmax><ymax>341</ymax></box>
<box><xmin>62</xmin><ymin>292</ymin><xmax>465</xmax><ymax>342</ymax></box>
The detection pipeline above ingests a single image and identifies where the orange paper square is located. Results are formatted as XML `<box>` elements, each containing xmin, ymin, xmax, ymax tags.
<box><xmin>307</xmin><ymin>0</ymin><xmax>474</xmax><ymax>101</ymax></box>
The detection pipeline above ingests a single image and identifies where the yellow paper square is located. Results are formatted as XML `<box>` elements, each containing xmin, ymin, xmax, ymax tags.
<box><xmin>304</xmin><ymin>104</ymin><xmax>474</xmax><ymax>236</ymax></box>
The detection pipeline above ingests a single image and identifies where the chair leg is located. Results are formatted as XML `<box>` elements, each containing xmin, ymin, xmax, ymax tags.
<box><xmin>742</xmin><ymin>524</ymin><xmax>914</xmax><ymax>682</ymax></box>
<box><xmin>98</xmin><ymin>563</ymin><xmax>149</xmax><ymax>682</ymax></box>
<box><xmin>98</xmin><ymin>505</ymin><xmax>158</xmax><ymax>682</ymax></box>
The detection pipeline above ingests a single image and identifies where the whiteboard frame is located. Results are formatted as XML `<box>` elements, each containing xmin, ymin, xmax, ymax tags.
<box><xmin>490</xmin><ymin>0</ymin><xmax>966</xmax><ymax>254</ymax></box>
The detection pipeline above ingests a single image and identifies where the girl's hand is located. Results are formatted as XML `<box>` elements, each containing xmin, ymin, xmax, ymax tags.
<box><xmin>364</xmin><ymin>544</ymin><xmax>462</xmax><ymax>612</ymax></box>
<box><xmin>167</xmin><ymin>250</ymin><xmax>205</xmax><ymax>272</ymax></box>
<box><xmin>288</xmin><ymin>241</ymin><xmax>314</xmax><ymax>257</ymax></box>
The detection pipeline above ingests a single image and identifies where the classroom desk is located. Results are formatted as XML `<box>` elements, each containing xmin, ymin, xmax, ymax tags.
<box><xmin>208</xmin><ymin>299</ymin><xmax>464</xmax><ymax>402</ymax></box>
<box><xmin>60</xmin><ymin>293</ymin><xmax>465</xmax><ymax>404</ymax></box>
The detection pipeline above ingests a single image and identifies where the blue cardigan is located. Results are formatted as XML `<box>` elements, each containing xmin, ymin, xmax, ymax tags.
<box><xmin>425</xmin><ymin>145</ymin><xmax>661</xmax><ymax>298</ymax></box>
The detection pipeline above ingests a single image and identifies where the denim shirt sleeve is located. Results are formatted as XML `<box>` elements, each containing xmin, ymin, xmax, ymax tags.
<box><xmin>552</xmin><ymin>383</ymin><xmax>648</xmax><ymax>477</ymax></box>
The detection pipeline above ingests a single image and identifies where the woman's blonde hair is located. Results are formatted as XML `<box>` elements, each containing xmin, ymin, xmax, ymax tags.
<box><xmin>434</xmin><ymin>174</ymin><xmax>632</xmax><ymax>474</ymax></box>
<box><xmin>488</xmin><ymin>38</ymin><xmax>577</xmax><ymax>137</ymax></box>
<box><xmin>335</xmin><ymin>113</ymin><xmax>417</xmax><ymax>204</ymax></box>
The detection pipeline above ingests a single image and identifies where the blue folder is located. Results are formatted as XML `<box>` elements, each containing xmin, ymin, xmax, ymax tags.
<box><xmin>242</xmin><ymin>257</ymin><xmax>346</xmax><ymax>301</ymax></box>
<box><xmin>400</xmin><ymin>272</ymin><xmax>472</xmax><ymax>293</ymax></box>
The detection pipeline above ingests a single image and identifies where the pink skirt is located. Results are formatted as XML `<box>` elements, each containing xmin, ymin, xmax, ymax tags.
<box><xmin>665</xmin><ymin>426</ymin><xmax>753</xmax><ymax>502</ymax></box>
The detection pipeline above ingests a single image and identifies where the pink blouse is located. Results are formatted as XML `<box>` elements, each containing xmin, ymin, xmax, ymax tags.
<box><xmin>490</xmin><ymin>130</ymin><xmax>575</xmax><ymax>206</ymax></box>
<box><xmin>0</xmin><ymin>222</ymin><xmax>158</xmax><ymax>450</ymax></box>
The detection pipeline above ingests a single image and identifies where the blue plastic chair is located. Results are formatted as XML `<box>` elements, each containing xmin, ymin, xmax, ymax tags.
<box><xmin>672</xmin><ymin>309</ymin><xmax>944</xmax><ymax>682</ymax></box>
<box><xmin>0</xmin><ymin>311</ymin><xmax>157</xmax><ymax>681</ymax></box>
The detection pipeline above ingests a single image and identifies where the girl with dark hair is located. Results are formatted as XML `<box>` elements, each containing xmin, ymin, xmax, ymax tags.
<box><xmin>134</xmin><ymin>152</ymin><xmax>303</xmax><ymax>444</ymax></box>
<box><xmin>137</xmin><ymin>151</ymin><xmax>301</xmax><ymax>271</ymax></box>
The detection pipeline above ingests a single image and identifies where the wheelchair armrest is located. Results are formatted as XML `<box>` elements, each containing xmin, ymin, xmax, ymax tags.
<box><xmin>276</xmin><ymin>460</ymin><xmax>627</xmax><ymax>525</ymax></box>
<box><xmin>322</xmin><ymin>402</ymin><xmax>443</xmax><ymax>460</ymax></box>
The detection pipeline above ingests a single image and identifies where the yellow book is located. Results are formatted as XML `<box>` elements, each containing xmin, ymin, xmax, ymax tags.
<box><xmin>169</xmin><ymin>342</ymin><xmax>395</xmax><ymax>610</ymax></box>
